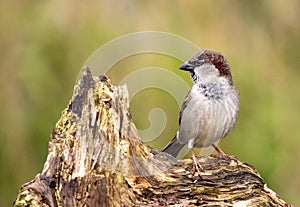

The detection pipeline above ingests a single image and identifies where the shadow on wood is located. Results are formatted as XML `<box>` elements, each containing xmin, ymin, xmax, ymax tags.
<box><xmin>13</xmin><ymin>67</ymin><xmax>292</xmax><ymax>207</ymax></box>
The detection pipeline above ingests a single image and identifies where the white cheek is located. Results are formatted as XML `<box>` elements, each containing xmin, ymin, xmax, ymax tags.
<box><xmin>194</xmin><ymin>64</ymin><xmax>220</xmax><ymax>83</ymax></box>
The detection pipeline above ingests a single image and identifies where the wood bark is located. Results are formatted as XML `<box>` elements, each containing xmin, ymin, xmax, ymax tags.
<box><xmin>13</xmin><ymin>67</ymin><xmax>293</xmax><ymax>207</ymax></box>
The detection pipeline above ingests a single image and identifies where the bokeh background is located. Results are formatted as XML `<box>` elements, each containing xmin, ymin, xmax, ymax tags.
<box><xmin>1</xmin><ymin>1</ymin><xmax>299</xmax><ymax>206</ymax></box>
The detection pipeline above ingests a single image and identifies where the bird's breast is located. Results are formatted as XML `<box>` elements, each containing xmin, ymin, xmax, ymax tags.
<box><xmin>178</xmin><ymin>83</ymin><xmax>239</xmax><ymax>148</ymax></box>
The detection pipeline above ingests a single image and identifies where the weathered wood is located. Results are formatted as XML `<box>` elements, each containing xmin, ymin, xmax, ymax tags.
<box><xmin>13</xmin><ymin>67</ymin><xmax>293</xmax><ymax>207</ymax></box>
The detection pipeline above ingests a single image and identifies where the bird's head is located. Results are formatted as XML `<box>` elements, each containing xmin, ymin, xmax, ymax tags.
<box><xmin>180</xmin><ymin>49</ymin><xmax>233</xmax><ymax>85</ymax></box>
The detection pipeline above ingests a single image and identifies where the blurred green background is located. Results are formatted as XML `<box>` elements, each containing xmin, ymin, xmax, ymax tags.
<box><xmin>1</xmin><ymin>1</ymin><xmax>299</xmax><ymax>206</ymax></box>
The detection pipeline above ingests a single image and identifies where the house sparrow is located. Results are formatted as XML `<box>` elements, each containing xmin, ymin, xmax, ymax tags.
<box><xmin>163</xmin><ymin>49</ymin><xmax>239</xmax><ymax>174</ymax></box>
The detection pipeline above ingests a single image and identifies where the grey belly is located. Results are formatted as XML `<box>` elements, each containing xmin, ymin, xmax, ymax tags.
<box><xmin>178</xmin><ymin>99</ymin><xmax>235</xmax><ymax>148</ymax></box>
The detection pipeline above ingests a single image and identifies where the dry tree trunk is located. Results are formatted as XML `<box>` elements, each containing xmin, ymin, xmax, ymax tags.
<box><xmin>13</xmin><ymin>67</ymin><xmax>293</xmax><ymax>207</ymax></box>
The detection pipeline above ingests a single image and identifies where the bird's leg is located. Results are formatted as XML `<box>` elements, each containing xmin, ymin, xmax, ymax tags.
<box><xmin>212</xmin><ymin>144</ymin><xmax>237</xmax><ymax>161</ymax></box>
<box><xmin>190</xmin><ymin>148</ymin><xmax>204</xmax><ymax>176</ymax></box>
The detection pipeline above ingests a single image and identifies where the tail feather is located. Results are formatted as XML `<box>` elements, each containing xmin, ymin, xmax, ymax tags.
<box><xmin>162</xmin><ymin>135</ymin><xmax>185</xmax><ymax>157</ymax></box>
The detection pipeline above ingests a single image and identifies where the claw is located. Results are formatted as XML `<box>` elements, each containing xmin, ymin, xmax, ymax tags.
<box><xmin>190</xmin><ymin>149</ymin><xmax>204</xmax><ymax>177</ymax></box>
<box><xmin>212</xmin><ymin>144</ymin><xmax>238</xmax><ymax>162</ymax></box>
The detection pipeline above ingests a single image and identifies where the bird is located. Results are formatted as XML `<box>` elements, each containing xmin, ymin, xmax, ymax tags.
<box><xmin>162</xmin><ymin>49</ymin><xmax>240</xmax><ymax>174</ymax></box>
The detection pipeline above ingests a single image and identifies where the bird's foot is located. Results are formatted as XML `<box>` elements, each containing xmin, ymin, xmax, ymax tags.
<box><xmin>190</xmin><ymin>149</ymin><xmax>204</xmax><ymax>177</ymax></box>
<box><xmin>212</xmin><ymin>144</ymin><xmax>238</xmax><ymax>162</ymax></box>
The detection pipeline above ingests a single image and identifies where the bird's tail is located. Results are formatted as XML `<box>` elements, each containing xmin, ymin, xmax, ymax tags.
<box><xmin>162</xmin><ymin>135</ymin><xmax>185</xmax><ymax>157</ymax></box>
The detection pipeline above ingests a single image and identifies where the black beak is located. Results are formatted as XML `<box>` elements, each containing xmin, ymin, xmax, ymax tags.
<box><xmin>179</xmin><ymin>62</ymin><xmax>193</xmax><ymax>71</ymax></box>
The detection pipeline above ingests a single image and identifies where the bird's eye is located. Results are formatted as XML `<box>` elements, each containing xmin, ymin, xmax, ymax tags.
<box><xmin>196</xmin><ymin>59</ymin><xmax>205</xmax><ymax>66</ymax></box>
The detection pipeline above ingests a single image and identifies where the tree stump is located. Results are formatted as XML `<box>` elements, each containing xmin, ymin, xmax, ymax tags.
<box><xmin>13</xmin><ymin>67</ymin><xmax>293</xmax><ymax>207</ymax></box>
